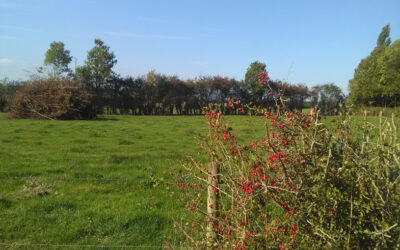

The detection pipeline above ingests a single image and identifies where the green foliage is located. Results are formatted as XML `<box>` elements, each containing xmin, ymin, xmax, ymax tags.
<box><xmin>75</xmin><ymin>39</ymin><xmax>117</xmax><ymax>90</ymax></box>
<box><xmin>355</xmin><ymin>106</ymin><xmax>400</xmax><ymax>117</ymax></box>
<box><xmin>244</xmin><ymin>61</ymin><xmax>267</xmax><ymax>103</ymax></box>
<box><xmin>74</xmin><ymin>64</ymin><xmax>92</xmax><ymax>87</ymax></box>
<box><xmin>377</xmin><ymin>24</ymin><xmax>391</xmax><ymax>47</ymax></box>
<box><xmin>41</xmin><ymin>41</ymin><xmax>73</xmax><ymax>79</ymax></box>
<box><xmin>315</xmin><ymin>110</ymin><xmax>400</xmax><ymax>248</ymax></box>
<box><xmin>378</xmin><ymin>40</ymin><xmax>400</xmax><ymax>98</ymax></box>
<box><xmin>146</xmin><ymin>69</ymin><xmax>157</xmax><ymax>85</ymax></box>
<box><xmin>349</xmin><ymin>25</ymin><xmax>400</xmax><ymax>107</ymax></box>
<box><xmin>311</xmin><ymin>83</ymin><xmax>344</xmax><ymax>115</ymax></box>
<box><xmin>178</xmin><ymin>105</ymin><xmax>400</xmax><ymax>248</ymax></box>
<box><xmin>349</xmin><ymin>46</ymin><xmax>384</xmax><ymax>105</ymax></box>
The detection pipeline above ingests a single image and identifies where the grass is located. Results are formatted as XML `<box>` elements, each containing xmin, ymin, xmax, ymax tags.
<box><xmin>0</xmin><ymin>115</ymin><xmax>266</xmax><ymax>247</ymax></box>
<box><xmin>0</xmin><ymin>113</ymin><xmax>398</xmax><ymax>247</ymax></box>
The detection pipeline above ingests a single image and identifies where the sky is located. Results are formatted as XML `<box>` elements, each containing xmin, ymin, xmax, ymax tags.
<box><xmin>0</xmin><ymin>0</ymin><xmax>399</xmax><ymax>93</ymax></box>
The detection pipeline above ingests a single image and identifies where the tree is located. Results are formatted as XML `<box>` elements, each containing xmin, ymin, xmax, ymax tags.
<box><xmin>75</xmin><ymin>39</ymin><xmax>117</xmax><ymax>113</ymax></box>
<box><xmin>311</xmin><ymin>83</ymin><xmax>344</xmax><ymax>115</ymax></box>
<box><xmin>349</xmin><ymin>24</ymin><xmax>400</xmax><ymax>106</ymax></box>
<box><xmin>377</xmin><ymin>39</ymin><xmax>400</xmax><ymax>105</ymax></box>
<box><xmin>40</xmin><ymin>41</ymin><xmax>72</xmax><ymax>78</ymax></box>
<box><xmin>244</xmin><ymin>61</ymin><xmax>267</xmax><ymax>104</ymax></box>
<box><xmin>75</xmin><ymin>39</ymin><xmax>117</xmax><ymax>91</ymax></box>
<box><xmin>377</xmin><ymin>24</ymin><xmax>391</xmax><ymax>47</ymax></box>
<box><xmin>146</xmin><ymin>70</ymin><xmax>157</xmax><ymax>85</ymax></box>
<box><xmin>349</xmin><ymin>46</ymin><xmax>385</xmax><ymax>105</ymax></box>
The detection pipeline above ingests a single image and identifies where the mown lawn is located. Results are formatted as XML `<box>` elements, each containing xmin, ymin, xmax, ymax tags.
<box><xmin>0</xmin><ymin>114</ymin><xmax>398</xmax><ymax>248</ymax></box>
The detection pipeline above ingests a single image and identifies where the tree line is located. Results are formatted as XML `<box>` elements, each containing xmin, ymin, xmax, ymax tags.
<box><xmin>2</xmin><ymin>24</ymin><xmax>399</xmax><ymax>118</ymax></box>
<box><xmin>1</xmin><ymin>73</ymin><xmax>343</xmax><ymax>117</ymax></box>
<box><xmin>84</xmin><ymin>74</ymin><xmax>314</xmax><ymax>115</ymax></box>
<box><xmin>2</xmin><ymin>38</ymin><xmax>349</xmax><ymax>117</ymax></box>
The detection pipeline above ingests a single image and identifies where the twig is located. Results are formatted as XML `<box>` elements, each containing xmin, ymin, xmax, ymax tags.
<box><xmin>371</xmin><ymin>223</ymin><xmax>398</xmax><ymax>236</ymax></box>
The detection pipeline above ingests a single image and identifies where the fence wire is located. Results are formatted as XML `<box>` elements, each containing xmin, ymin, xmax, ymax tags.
<box><xmin>0</xmin><ymin>174</ymin><xmax>176</xmax><ymax>185</ymax></box>
<box><xmin>0</xmin><ymin>242</ymin><xmax>181</xmax><ymax>249</ymax></box>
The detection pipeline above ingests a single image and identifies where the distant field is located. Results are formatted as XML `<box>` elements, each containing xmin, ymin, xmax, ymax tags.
<box><xmin>0</xmin><ymin>114</ymin><xmax>398</xmax><ymax>247</ymax></box>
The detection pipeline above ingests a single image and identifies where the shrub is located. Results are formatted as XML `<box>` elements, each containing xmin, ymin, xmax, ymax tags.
<box><xmin>176</xmin><ymin>87</ymin><xmax>399</xmax><ymax>248</ymax></box>
<box><xmin>11</xmin><ymin>79</ymin><xmax>95</xmax><ymax>120</ymax></box>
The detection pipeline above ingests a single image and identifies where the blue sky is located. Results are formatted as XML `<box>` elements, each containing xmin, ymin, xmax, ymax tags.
<box><xmin>1</xmin><ymin>0</ymin><xmax>399</xmax><ymax>93</ymax></box>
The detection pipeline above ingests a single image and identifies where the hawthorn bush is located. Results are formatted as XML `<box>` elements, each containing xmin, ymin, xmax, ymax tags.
<box><xmin>11</xmin><ymin>79</ymin><xmax>95</xmax><ymax>120</ymax></box>
<box><xmin>175</xmin><ymin>77</ymin><xmax>399</xmax><ymax>249</ymax></box>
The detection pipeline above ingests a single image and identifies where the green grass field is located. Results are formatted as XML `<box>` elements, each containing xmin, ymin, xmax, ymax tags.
<box><xmin>0</xmin><ymin>114</ymin><xmax>398</xmax><ymax>248</ymax></box>
<box><xmin>0</xmin><ymin>115</ymin><xmax>268</xmax><ymax>248</ymax></box>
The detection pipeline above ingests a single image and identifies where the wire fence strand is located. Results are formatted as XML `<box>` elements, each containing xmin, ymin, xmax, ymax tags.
<box><xmin>0</xmin><ymin>242</ymin><xmax>180</xmax><ymax>249</ymax></box>
<box><xmin>0</xmin><ymin>174</ymin><xmax>177</xmax><ymax>185</ymax></box>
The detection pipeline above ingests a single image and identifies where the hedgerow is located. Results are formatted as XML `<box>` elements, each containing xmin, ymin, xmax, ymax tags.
<box><xmin>175</xmin><ymin>73</ymin><xmax>400</xmax><ymax>249</ymax></box>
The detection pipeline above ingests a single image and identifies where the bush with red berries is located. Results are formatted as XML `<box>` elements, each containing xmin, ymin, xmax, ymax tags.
<box><xmin>174</xmin><ymin>73</ymin><xmax>400</xmax><ymax>249</ymax></box>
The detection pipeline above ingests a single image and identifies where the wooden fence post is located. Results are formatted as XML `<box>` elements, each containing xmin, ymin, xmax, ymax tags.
<box><xmin>206</xmin><ymin>161</ymin><xmax>219</xmax><ymax>249</ymax></box>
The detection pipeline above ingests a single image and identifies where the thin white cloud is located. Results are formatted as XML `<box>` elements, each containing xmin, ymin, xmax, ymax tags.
<box><xmin>0</xmin><ymin>58</ymin><xmax>10</xmax><ymax>64</ymax></box>
<box><xmin>0</xmin><ymin>24</ymin><xmax>44</xmax><ymax>34</ymax></box>
<box><xmin>100</xmin><ymin>31</ymin><xmax>190</xmax><ymax>40</ymax></box>
<box><xmin>0</xmin><ymin>24</ymin><xmax>91</xmax><ymax>40</ymax></box>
